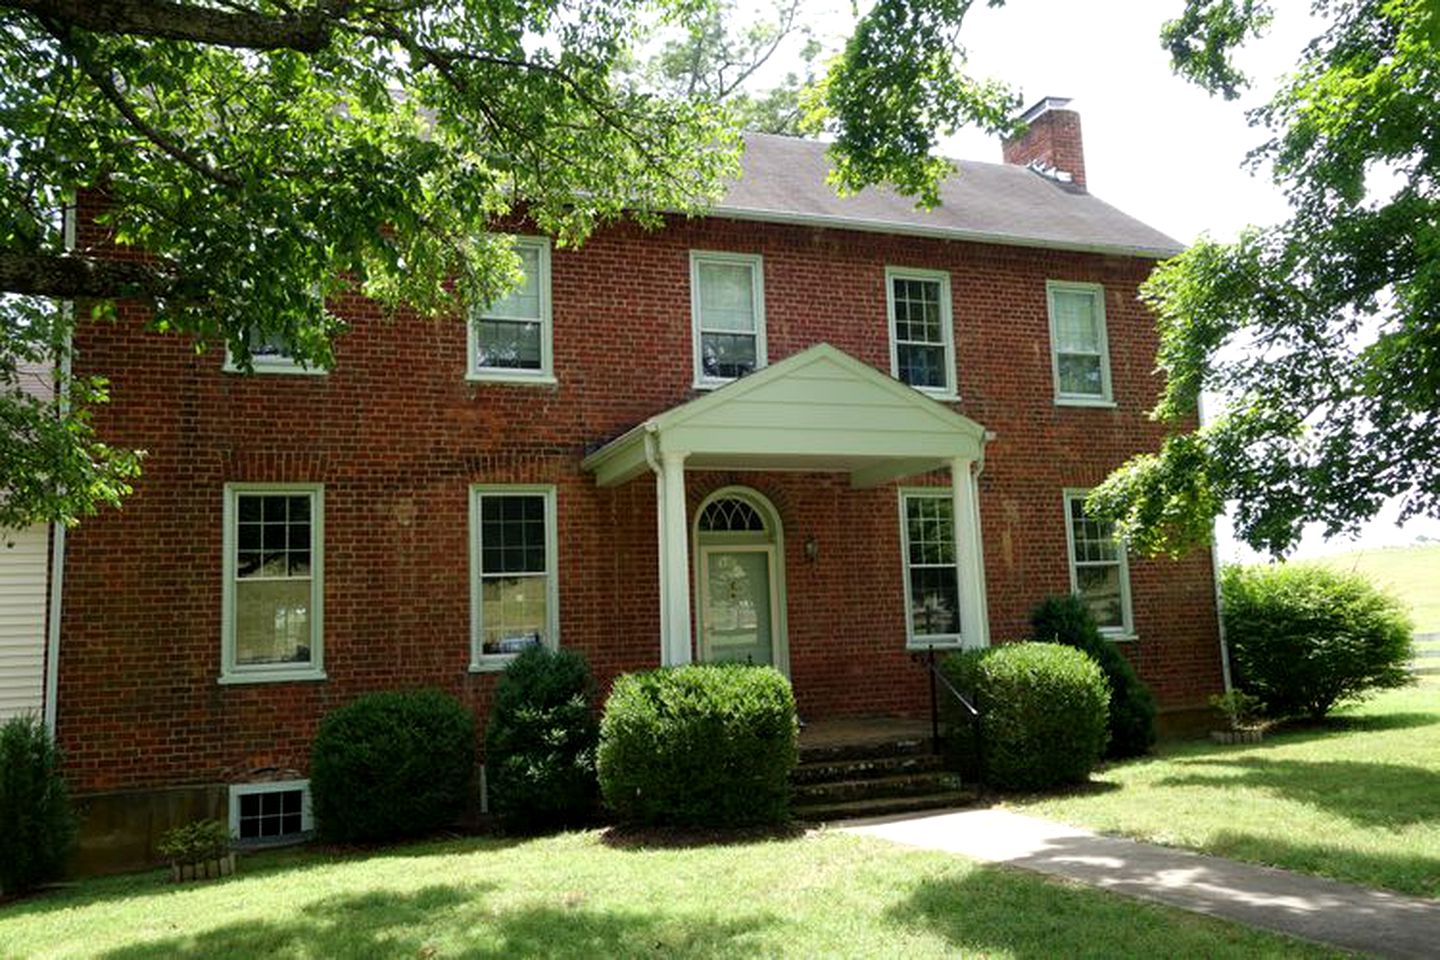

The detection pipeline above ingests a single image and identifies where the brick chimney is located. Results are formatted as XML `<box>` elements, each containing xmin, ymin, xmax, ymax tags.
<box><xmin>1002</xmin><ymin>96</ymin><xmax>1086</xmax><ymax>191</ymax></box>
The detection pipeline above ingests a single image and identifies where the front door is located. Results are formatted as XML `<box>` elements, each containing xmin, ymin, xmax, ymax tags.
<box><xmin>699</xmin><ymin>545</ymin><xmax>777</xmax><ymax>669</ymax></box>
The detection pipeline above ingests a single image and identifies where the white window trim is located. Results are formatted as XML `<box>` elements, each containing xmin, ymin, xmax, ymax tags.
<box><xmin>1047</xmin><ymin>280</ymin><xmax>1115</xmax><ymax>407</ymax></box>
<box><xmin>690</xmin><ymin>250</ymin><xmax>767</xmax><ymax>390</ymax></box>
<box><xmin>468</xmin><ymin>484</ymin><xmax>560</xmax><ymax>672</ymax></box>
<box><xmin>1063</xmin><ymin>488</ymin><xmax>1136</xmax><ymax>640</ymax></box>
<box><xmin>228</xmin><ymin>778</ymin><xmax>314</xmax><ymax>844</ymax></box>
<box><xmin>219</xmin><ymin>483</ymin><xmax>326</xmax><ymax>684</ymax></box>
<box><xmin>897</xmin><ymin>488</ymin><xmax>964</xmax><ymax>650</ymax></box>
<box><xmin>886</xmin><ymin>266</ymin><xmax>957</xmax><ymax>400</ymax></box>
<box><xmin>467</xmin><ymin>236</ymin><xmax>556</xmax><ymax>385</ymax></box>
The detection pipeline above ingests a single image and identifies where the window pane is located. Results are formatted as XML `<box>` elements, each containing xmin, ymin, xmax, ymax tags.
<box><xmin>1076</xmin><ymin>565</ymin><xmax>1124</xmax><ymax>629</ymax></box>
<box><xmin>905</xmin><ymin>497</ymin><xmax>955</xmax><ymax>566</ymax></box>
<box><xmin>248</xmin><ymin>328</ymin><xmax>293</xmax><ymax>359</ymax></box>
<box><xmin>893</xmin><ymin>278</ymin><xmax>943</xmax><ymax>344</ymax></box>
<box><xmin>701</xmin><ymin>332</ymin><xmax>757</xmax><ymax>379</ymax></box>
<box><xmin>1058</xmin><ymin>353</ymin><xmax>1104</xmax><ymax>396</ymax></box>
<box><xmin>476</xmin><ymin>319</ymin><xmax>542</xmax><ymax>370</ymax></box>
<box><xmin>483</xmin><ymin>246</ymin><xmax>542</xmax><ymax>321</ymax></box>
<box><xmin>909</xmin><ymin>566</ymin><xmax>960</xmax><ymax>636</ymax></box>
<box><xmin>1070</xmin><ymin>498</ymin><xmax>1120</xmax><ymax>562</ymax></box>
<box><xmin>480</xmin><ymin>495</ymin><xmax>546</xmax><ymax>574</ymax></box>
<box><xmin>1053</xmin><ymin>290</ymin><xmax>1099</xmax><ymax>352</ymax></box>
<box><xmin>897</xmin><ymin>343</ymin><xmax>948</xmax><ymax>390</ymax></box>
<box><xmin>697</xmin><ymin>261</ymin><xmax>756</xmax><ymax>332</ymax></box>
<box><xmin>235</xmin><ymin>580</ymin><xmax>312</xmax><ymax>664</ymax></box>
<box><xmin>481</xmin><ymin>576</ymin><xmax>548</xmax><ymax>655</ymax></box>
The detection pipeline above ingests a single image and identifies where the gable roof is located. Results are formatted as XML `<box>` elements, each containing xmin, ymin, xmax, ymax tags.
<box><xmin>582</xmin><ymin>343</ymin><xmax>987</xmax><ymax>488</ymax></box>
<box><xmin>713</xmin><ymin>133</ymin><xmax>1185</xmax><ymax>260</ymax></box>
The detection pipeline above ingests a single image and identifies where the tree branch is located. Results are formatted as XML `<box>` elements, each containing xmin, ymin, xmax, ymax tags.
<box><xmin>2</xmin><ymin>0</ymin><xmax>340</xmax><ymax>52</ymax></box>
<box><xmin>0</xmin><ymin>250</ymin><xmax>174</xmax><ymax>299</ymax></box>
<box><xmin>55</xmin><ymin>34</ymin><xmax>245</xmax><ymax>188</ymax></box>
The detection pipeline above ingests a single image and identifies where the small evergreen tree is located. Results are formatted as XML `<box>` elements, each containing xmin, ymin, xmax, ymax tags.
<box><xmin>1030</xmin><ymin>595</ymin><xmax>1157</xmax><ymax>758</ymax></box>
<box><xmin>0</xmin><ymin>715</ymin><xmax>76</xmax><ymax>895</ymax></box>
<box><xmin>485</xmin><ymin>646</ymin><xmax>599</xmax><ymax>832</ymax></box>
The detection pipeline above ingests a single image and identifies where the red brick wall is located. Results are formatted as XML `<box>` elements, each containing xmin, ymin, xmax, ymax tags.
<box><xmin>57</xmin><ymin>205</ymin><xmax>1223</xmax><ymax>793</ymax></box>
<box><xmin>1002</xmin><ymin>109</ymin><xmax>1087</xmax><ymax>189</ymax></box>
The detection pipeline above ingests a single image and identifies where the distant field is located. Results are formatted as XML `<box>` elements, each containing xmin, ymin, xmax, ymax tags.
<box><xmin>1311</xmin><ymin>544</ymin><xmax>1440</xmax><ymax>636</ymax></box>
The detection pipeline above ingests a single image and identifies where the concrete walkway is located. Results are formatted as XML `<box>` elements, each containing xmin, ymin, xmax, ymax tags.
<box><xmin>843</xmin><ymin>807</ymin><xmax>1440</xmax><ymax>959</ymax></box>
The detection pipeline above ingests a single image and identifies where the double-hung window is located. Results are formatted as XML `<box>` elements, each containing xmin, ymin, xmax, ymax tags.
<box><xmin>887</xmin><ymin>268</ymin><xmax>956</xmax><ymax>397</ymax></box>
<box><xmin>224</xmin><ymin>328</ymin><xmax>325</xmax><ymax>376</ymax></box>
<box><xmin>899</xmin><ymin>490</ymin><xmax>962</xmax><ymax>646</ymax></box>
<box><xmin>469</xmin><ymin>237</ymin><xmax>553</xmax><ymax>383</ymax></box>
<box><xmin>221</xmin><ymin>484</ymin><xmax>325</xmax><ymax>683</ymax></box>
<box><xmin>691</xmin><ymin>251</ymin><xmax>766</xmax><ymax>387</ymax></box>
<box><xmin>1047</xmin><ymin>281</ymin><xmax>1112</xmax><ymax>404</ymax></box>
<box><xmin>1064</xmin><ymin>490</ymin><xmax>1134</xmax><ymax>637</ymax></box>
<box><xmin>469</xmin><ymin>486</ymin><xmax>559</xmax><ymax>670</ymax></box>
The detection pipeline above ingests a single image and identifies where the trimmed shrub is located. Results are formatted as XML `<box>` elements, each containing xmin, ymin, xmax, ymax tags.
<box><xmin>597</xmin><ymin>663</ymin><xmax>798</xmax><ymax>827</ymax></box>
<box><xmin>1030</xmin><ymin>594</ymin><xmax>1157</xmax><ymax>758</ymax></box>
<box><xmin>0</xmin><ymin>715</ymin><xmax>76</xmax><ymax>896</ymax></box>
<box><xmin>485</xmin><ymin>646</ymin><xmax>599</xmax><ymax>832</ymax></box>
<box><xmin>940</xmin><ymin>643</ymin><xmax>1110</xmax><ymax>791</ymax></box>
<box><xmin>157</xmin><ymin>819</ymin><xmax>231</xmax><ymax>865</ymax></box>
<box><xmin>1222</xmin><ymin>563</ymin><xmax>1414</xmax><ymax>719</ymax></box>
<box><xmin>311</xmin><ymin>689</ymin><xmax>476</xmax><ymax>843</ymax></box>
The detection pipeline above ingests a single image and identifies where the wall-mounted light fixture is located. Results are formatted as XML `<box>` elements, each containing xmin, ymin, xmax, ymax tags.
<box><xmin>804</xmin><ymin>536</ymin><xmax>819</xmax><ymax>562</ymax></box>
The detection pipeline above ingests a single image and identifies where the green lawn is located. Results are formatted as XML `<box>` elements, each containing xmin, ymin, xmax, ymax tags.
<box><xmin>0</xmin><ymin>831</ymin><xmax>1338</xmax><ymax>959</ymax></box>
<box><xmin>1012</xmin><ymin>679</ymin><xmax>1440</xmax><ymax>898</ymax></box>
<box><xmin>1312</xmin><ymin>543</ymin><xmax>1440</xmax><ymax>634</ymax></box>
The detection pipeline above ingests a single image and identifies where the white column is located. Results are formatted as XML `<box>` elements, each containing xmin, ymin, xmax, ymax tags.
<box><xmin>952</xmin><ymin>458</ymin><xmax>988</xmax><ymax>648</ymax></box>
<box><xmin>654</xmin><ymin>465</ymin><xmax>669</xmax><ymax>665</ymax></box>
<box><xmin>661</xmin><ymin>450</ymin><xmax>693</xmax><ymax>666</ymax></box>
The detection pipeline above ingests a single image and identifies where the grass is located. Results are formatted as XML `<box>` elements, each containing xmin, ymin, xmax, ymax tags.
<box><xmin>1311</xmin><ymin>543</ymin><xmax>1440</xmax><ymax>634</ymax></box>
<box><xmin>1012</xmin><ymin>678</ymin><xmax>1440</xmax><ymax>899</ymax></box>
<box><xmin>0</xmin><ymin>830</ymin><xmax>1339</xmax><ymax>959</ymax></box>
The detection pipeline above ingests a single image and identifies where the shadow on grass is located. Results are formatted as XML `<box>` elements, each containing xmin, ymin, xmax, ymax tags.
<box><xmin>1270</xmin><ymin>709</ymin><xmax>1440</xmax><ymax>738</ymax></box>
<box><xmin>1156</xmin><ymin>757</ymin><xmax>1440</xmax><ymax>828</ymax></box>
<box><xmin>599</xmin><ymin>821</ymin><xmax>807</xmax><ymax>851</ymax></box>
<box><xmin>1</xmin><ymin>834</ymin><xmax>532</xmax><ymax>922</ymax></box>
<box><xmin>888</xmin><ymin>863</ymin><xmax>1282</xmax><ymax>959</ymax></box>
<box><xmin>98</xmin><ymin>883</ymin><xmax>774</xmax><ymax>959</ymax></box>
<box><xmin>1201</xmin><ymin>829</ymin><xmax>1440</xmax><ymax>900</ymax></box>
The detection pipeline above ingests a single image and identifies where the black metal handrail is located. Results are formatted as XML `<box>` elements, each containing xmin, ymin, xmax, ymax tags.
<box><xmin>910</xmin><ymin>644</ymin><xmax>984</xmax><ymax>784</ymax></box>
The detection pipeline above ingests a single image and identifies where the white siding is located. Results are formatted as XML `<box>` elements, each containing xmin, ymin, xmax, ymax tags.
<box><xmin>0</xmin><ymin>525</ymin><xmax>49</xmax><ymax>722</ymax></box>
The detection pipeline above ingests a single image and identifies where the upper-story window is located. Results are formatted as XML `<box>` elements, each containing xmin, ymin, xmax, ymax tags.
<box><xmin>1047</xmin><ymin>281</ymin><xmax>1113</xmax><ymax>405</ymax></box>
<box><xmin>887</xmin><ymin>267</ymin><xmax>956</xmax><ymax>397</ymax></box>
<box><xmin>691</xmin><ymin>251</ymin><xmax>766</xmax><ymax>387</ymax></box>
<box><xmin>469</xmin><ymin>237</ymin><xmax>554</xmax><ymax>384</ymax></box>
<box><xmin>224</xmin><ymin>328</ymin><xmax>326</xmax><ymax>376</ymax></box>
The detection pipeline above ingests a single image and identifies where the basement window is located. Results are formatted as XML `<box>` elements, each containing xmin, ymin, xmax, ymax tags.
<box><xmin>229</xmin><ymin>780</ymin><xmax>313</xmax><ymax>845</ymax></box>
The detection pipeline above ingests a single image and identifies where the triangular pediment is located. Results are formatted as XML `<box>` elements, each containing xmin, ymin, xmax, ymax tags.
<box><xmin>584</xmin><ymin>344</ymin><xmax>988</xmax><ymax>487</ymax></box>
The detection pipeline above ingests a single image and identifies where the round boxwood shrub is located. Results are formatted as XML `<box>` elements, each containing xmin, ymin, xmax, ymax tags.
<box><xmin>311</xmin><ymin>689</ymin><xmax>476</xmax><ymax>843</ymax></box>
<box><xmin>485</xmin><ymin>646</ymin><xmax>599</xmax><ymax>833</ymax></box>
<box><xmin>1222</xmin><ymin>563</ymin><xmax>1414</xmax><ymax>719</ymax></box>
<box><xmin>1030</xmin><ymin>594</ymin><xmax>1157</xmax><ymax>758</ymax></box>
<box><xmin>940</xmin><ymin>643</ymin><xmax>1110</xmax><ymax>791</ymax></box>
<box><xmin>0</xmin><ymin>715</ymin><xmax>76</xmax><ymax>896</ymax></box>
<box><xmin>597</xmin><ymin>663</ymin><xmax>798</xmax><ymax>827</ymax></box>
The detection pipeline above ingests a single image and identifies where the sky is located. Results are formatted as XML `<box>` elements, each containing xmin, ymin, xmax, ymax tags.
<box><xmin>786</xmin><ymin>0</ymin><xmax>1440</xmax><ymax>561</ymax></box>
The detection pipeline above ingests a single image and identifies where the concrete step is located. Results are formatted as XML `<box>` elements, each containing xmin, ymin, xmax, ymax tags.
<box><xmin>793</xmin><ymin>771</ymin><xmax>963</xmax><ymax>805</ymax></box>
<box><xmin>794</xmin><ymin>789</ymin><xmax>979</xmax><ymax>823</ymax></box>
<box><xmin>791</xmin><ymin>751</ymin><xmax>946</xmax><ymax>785</ymax></box>
<box><xmin>798</xmin><ymin>735</ymin><xmax>934</xmax><ymax>765</ymax></box>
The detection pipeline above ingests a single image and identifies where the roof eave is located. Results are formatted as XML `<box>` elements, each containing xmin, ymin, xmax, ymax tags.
<box><xmin>707</xmin><ymin>205</ymin><xmax>1185</xmax><ymax>260</ymax></box>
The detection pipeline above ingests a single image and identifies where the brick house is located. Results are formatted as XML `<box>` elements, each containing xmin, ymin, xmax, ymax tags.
<box><xmin>9</xmin><ymin>99</ymin><xmax>1227</xmax><ymax>868</ymax></box>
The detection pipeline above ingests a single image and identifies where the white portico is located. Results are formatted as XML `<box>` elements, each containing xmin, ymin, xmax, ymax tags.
<box><xmin>581</xmin><ymin>343</ymin><xmax>991</xmax><ymax>668</ymax></box>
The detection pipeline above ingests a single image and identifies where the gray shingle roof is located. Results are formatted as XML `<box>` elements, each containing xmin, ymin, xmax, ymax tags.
<box><xmin>715</xmin><ymin>133</ymin><xmax>1184</xmax><ymax>259</ymax></box>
